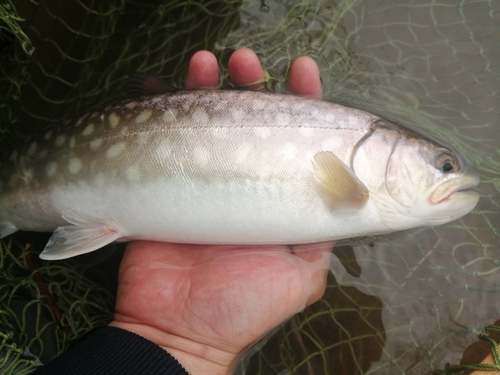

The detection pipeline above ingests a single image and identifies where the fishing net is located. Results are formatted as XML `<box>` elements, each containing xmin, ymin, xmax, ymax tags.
<box><xmin>1</xmin><ymin>0</ymin><xmax>499</xmax><ymax>373</ymax></box>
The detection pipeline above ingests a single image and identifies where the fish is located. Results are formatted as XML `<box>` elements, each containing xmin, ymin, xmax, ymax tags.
<box><xmin>0</xmin><ymin>79</ymin><xmax>480</xmax><ymax>260</ymax></box>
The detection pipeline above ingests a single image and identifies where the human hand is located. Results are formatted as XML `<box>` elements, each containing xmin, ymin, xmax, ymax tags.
<box><xmin>185</xmin><ymin>47</ymin><xmax>323</xmax><ymax>98</ymax></box>
<box><xmin>110</xmin><ymin>49</ymin><xmax>330</xmax><ymax>375</ymax></box>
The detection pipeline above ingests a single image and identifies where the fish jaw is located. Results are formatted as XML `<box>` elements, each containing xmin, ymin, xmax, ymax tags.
<box><xmin>419</xmin><ymin>171</ymin><xmax>480</xmax><ymax>224</ymax></box>
<box><xmin>429</xmin><ymin>173</ymin><xmax>480</xmax><ymax>205</ymax></box>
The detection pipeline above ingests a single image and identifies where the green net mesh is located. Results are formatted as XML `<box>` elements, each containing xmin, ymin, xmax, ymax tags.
<box><xmin>1</xmin><ymin>0</ymin><xmax>499</xmax><ymax>373</ymax></box>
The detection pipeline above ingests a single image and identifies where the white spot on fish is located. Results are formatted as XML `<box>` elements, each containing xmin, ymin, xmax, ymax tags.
<box><xmin>162</xmin><ymin>109</ymin><xmax>177</xmax><ymax>122</ymax></box>
<box><xmin>83</xmin><ymin>123</ymin><xmax>94</xmax><ymax>136</ymax></box>
<box><xmin>125</xmin><ymin>165</ymin><xmax>141</xmax><ymax>181</ymax></box>
<box><xmin>55</xmin><ymin>135</ymin><xmax>66</xmax><ymax>147</ymax></box>
<box><xmin>94</xmin><ymin>172</ymin><xmax>105</xmax><ymax>187</ymax></box>
<box><xmin>149</xmin><ymin>97</ymin><xmax>162</xmax><ymax>106</ymax></box>
<box><xmin>230</xmin><ymin>108</ymin><xmax>245</xmax><ymax>122</ymax></box>
<box><xmin>214</xmin><ymin>102</ymin><xmax>226</xmax><ymax>111</ymax></box>
<box><xmin>90</xmin><ymin>112</ymin><xmax>99</xmax><ymax>119</ymax></box>
<box><xmin>260</xmin><ymin>164</ymin><xmax>273</xmax><ymax>179</ymax></box>
<box><xmin>21</xmin><ymin>168</ymin><xmax>34</xmax><ymax>182</ymax></box>
<box><xmin>309</xmin><ymin>109</ymin><xmax>321</xmax><ymax>120</ymax></box>
<box><xmin>109</xmin><ymin>112</ymin><xmax>120</xmax><ymax>128</ymax></box>
<box><xmin>276</xmin><ymin>113</ymin><xmax>290</xmax><ymax>124</ymax></box>
<box><xmin>69</xmin><ymin>136</ymin><xmax>76</xmax><ymax>148</ymax></box>
<box><xmin>321</xmin><ymin>137</ymin><xmax>344</xmax><ymax>153</ymax></box>
<box><xmin>138</xmin><ymin>133</ymin><xmax>150</xmax><ymax>145</ymax></box>
<box><xmin>46</xmin><ymin>162</ymin><xmax>57</xmax><ymax>176</ymax></box>
<box><xmin>28</xmin><ymin>142</ymin><xmax>37</xmax><ymax>155</ymax></box>
<box><xmin>135</xmin><ymin>109</ymin><xmax>152</xmax><ymax>124</ymax></box>
<box><xmin>90</xmin><ymin>139</ymin><xmax>103</xmax><ymax>150</ymax></box>
<box><xmin>305</xmin><ymin>151</ymin><xmax>316</xmax><ymax>165</ymax></box>
<box><xmin>323</xmin><ymin>112</ymin><xmax>336</xmax><ymax>123</ymax></box>
<box><xmin>235</xmin><ymin>143</ymin><xmax>252</xmax><ymax>164</ymax></box>
<box><xmin>68</xmin><ymin>158</ymin><xmax>82</xmax><ymax>174</ymax></box>
<box><xmin>120</xmin><ymin>126</ymin><xmax>129</xmax><ymax>135</ymax></box>
<box><xmin>38</xmin><ymin>149</ymin><xmax>48</xmax><ymax>159</ymax></box>
<box><xmin>299</xmin><ymin>127</ymin><xmax>314</xmax><ymax>137</ymax></box>
<box><xmin>106</xmin><ymin>142</ymin><xmax>127</xmax><ymax>158</ymax></box>
<box><xmin>192</xmin><ymin>108</ymin><xmax>209</xmax><ymax>123</ymax></box>
<box><xmin>212</xmin><ymin>127</ymin><xmax>228</xmax><ymax>139</ymax></box>
<box><xmin>252</xmin><ymin>100</ymin><xmax>265</xmax><ymax>110</ymax></box>
<box><xmin>44</xmin><ymin>131</ymin><xmax>53</xmax><ymax>140</ymax></box>
<box><xmin>254</xmin><ymin>127</ymin><xmax>271</xmax><ymax>139</ymax></box>
<box><xmin>194</xmin><ymin>146</ymin><xmax>210</xmax><ymax>165</ymax></box>
<box><xmin>280</xmin><ymin>143</ymin><xmax>298</xmax><ymax>160</ymax></box>
<box><xmin>125</xmin><ymin>102</ymin><xmax>138</xmax><ymax>109</ymax></box>
<box><xmin>182</xmin><ymin>102</ymin><xmax>192</xmax><ymax>112</ymax></box>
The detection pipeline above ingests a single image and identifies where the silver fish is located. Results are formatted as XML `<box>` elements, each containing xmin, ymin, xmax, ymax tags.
<box><xmin>0</xmin><ymin>89</ymin><xmax>480</xmax><ymax>260</ymax></box>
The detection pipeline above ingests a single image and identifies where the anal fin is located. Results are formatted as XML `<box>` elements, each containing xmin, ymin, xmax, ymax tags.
<box><xmin>39</xmin><ymin>211</ymin><xmax>122</xmax><ymax>260</ymax></box>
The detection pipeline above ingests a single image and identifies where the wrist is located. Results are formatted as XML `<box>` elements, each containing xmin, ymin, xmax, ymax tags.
<box><xmin>109</xmin><ymin>320</ymin><xmax>240</xmax><ymax>375</ymax></box>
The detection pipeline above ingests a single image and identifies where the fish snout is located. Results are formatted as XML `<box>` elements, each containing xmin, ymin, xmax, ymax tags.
<box><xmin>428</xmin><ymin>172</ymin><xmax>480</xmax><ymax>206</ymax></box>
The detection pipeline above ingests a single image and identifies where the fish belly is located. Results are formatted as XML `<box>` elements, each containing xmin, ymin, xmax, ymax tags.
<box><xmin>48</xmin><ymin>177</ymin><xmax>386</xmax><ymax>245</ymax></box>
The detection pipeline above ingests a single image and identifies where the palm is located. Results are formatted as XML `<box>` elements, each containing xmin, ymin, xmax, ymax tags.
<box><xmin>114</xmin><ymin>241</ymin><xmax>332</xmax><ymax>354</ymax></box>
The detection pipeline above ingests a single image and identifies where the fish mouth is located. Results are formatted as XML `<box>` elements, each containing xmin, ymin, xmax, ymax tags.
<box><xmin>429</xmin><ymin>174</ymin><xmax>480</xmax><ymax>205</ymax></box>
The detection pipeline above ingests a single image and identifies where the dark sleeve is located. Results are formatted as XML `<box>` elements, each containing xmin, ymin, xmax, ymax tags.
<box><xmin>32</xmin><ymin>326</ymin><xmax>189</xmax><ymax>375</ymax></box>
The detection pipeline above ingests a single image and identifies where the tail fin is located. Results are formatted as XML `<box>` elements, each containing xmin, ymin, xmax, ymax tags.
<box><xmin>0</xmin><ymin>222</ymin><xmax>18</xmax><ymax>238</ymax></box>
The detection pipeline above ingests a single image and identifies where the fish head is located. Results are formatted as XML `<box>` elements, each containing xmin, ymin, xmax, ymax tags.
<box><xmin>385</xmin><ymin>129</ymin><xmax>480</xmax><ymax>226</ymax></box>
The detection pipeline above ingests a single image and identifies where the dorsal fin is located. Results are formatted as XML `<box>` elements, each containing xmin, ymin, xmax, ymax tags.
<box><xmin>127</xmin><ymin>72</ymin><xmax>178</xmax><ymax>97</ymax></box>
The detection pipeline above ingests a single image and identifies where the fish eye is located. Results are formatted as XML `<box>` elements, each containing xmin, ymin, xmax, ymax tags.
<box><xmin>442</xmin><ymin>162</ymin><xmax>454</xmax><ymax>172</ymax></box>
<box><xmin>436</xmin><ymin>153</ymin><xmax>458</xmax><ymax>173</ymax></box>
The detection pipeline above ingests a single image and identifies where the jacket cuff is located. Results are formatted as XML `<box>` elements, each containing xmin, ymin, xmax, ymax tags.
<box><xmin>32</xmin><ymin>326</ymin><xmax>189</xmax><ymax>375</ymax></box>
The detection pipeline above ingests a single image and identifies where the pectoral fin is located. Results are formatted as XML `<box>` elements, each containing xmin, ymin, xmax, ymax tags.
<box><xmin>39</xmin><ymin>211</ymin><xmax>122</xmax><ymax>260</ymax></box>
<box><xmin>313</xmin><ymin>151</ymin><xmax>369</xmax><ymax>210</ymax></box>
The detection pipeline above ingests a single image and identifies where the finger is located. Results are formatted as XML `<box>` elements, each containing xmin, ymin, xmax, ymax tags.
<box><xmin>185</xmin><ymin>50</ymin><xmax>220</xmax><ymax>89</ymax></box>
<box><xmin>287</xmin><ymin>56</ymin><xmax>323</xmax><ymax>99</ymax></box>
<box><xmin>228</xmin><ymin>48</ymin><xmax>266</xmax><ymax>89</ymax></box>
